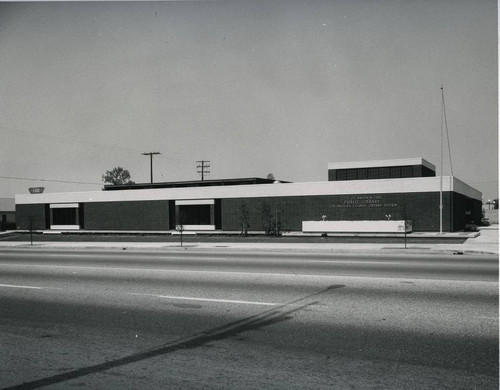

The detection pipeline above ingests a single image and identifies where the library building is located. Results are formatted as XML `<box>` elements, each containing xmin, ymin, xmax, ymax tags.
<box><xmin>15</xmin><ymin>158</ymin><xmax>482</xmax><ymax>234</ymax></box>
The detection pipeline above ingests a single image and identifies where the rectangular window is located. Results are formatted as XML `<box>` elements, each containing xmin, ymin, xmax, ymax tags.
<box><xmin>379</xmin><ymin>167</ymin><xmax>391</xmax><ymax>179</ymax></box>
<box><xmin>346</xmin><ymin>169</ymin><xmax>357</xmax><ymax>180</ymax></box>
<box><xmin>390</xmin><ymin>166</ymin><xmax>401</xmax><ymax>178</ymax></box>
<box><xmin>401</xmin><ymin>166</ymin><xmax>413</xmax><ymax>178</ymax></box>
<box><xmin>336</xmin><ymin>170</ymin><xmax>347</xmax><ymax>181</ymax></box>
<box><xmin>357</xmin><ymin>168</ymin><xmax>368</xmax><ymax>180</ymax></box>
<box><xmin>50</xmin><ymin>203</ymin><xmax>80</xmax><ymax>229</ymax></box>
<box><xmin>178</xmin><ymin>205</ymin><xmax>211</xmax><ymax>225</ymax></box>
<box><xmin>368</xmin><ymin>168</ymin><xmax>379</xmax><ymax>179</ymax></box>
<box><xmin>52</xmin><ymin>208</ymin><xmax>77</xmax><ymax>225</ymax></box>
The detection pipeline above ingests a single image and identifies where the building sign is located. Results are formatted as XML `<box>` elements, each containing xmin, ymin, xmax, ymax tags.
<box><xmin>329</xmin><ymin>195</ymin><xmax>398</xmax><ymax>209</ymax></box>
<box><xmin>29</xmin><ymin>187</ymin><xmax>45</xmax><ymax>194</ymax></box>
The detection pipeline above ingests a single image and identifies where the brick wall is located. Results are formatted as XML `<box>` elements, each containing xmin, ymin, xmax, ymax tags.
<box><xmin>16</xmin><ymin>204</ymin><xmax>48</xmax><ymax>230</ymax></box>
<box><xmin>15</xmin><ymin>191</ymin><xmax>481</xmax><ymax>232</ymax></box>
<box><xmin>84</xmin><ymin>200</ymin><xmax>170</xmax><ymax>230</ymax></box>
<box><xmin>221</xmin><ymin>192</ymin><xmax>456</xmax><ymax>232</ymax></box>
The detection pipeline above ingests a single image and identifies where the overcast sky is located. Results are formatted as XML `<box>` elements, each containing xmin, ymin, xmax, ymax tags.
<box><xmin>0</xmin><ymin>0</ymin><xmax>497</xmax><ymax>200</ymax></box>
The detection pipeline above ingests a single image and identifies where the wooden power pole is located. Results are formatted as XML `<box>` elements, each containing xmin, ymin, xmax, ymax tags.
<box><xmin>196</xmin><ymin>160</ymin><xmax>210</xmax><ymax>181</ymax></box>
<box><xmin>142</xmin><ymin>152</ymin><xmax>160</xmax><ymax>183</ymax></box>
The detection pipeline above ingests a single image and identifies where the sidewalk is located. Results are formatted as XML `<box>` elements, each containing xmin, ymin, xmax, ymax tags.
<box><xmin>0</xmin><ymin>226</ymin><xmax>497</xmax><ymax>255</ymax></box>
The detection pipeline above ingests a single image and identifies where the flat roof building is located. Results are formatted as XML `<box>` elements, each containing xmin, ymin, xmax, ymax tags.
<box><xmin>15</xmin><ymin>158</ymin><xmax>482</xmax><ymax>233</ymax></box>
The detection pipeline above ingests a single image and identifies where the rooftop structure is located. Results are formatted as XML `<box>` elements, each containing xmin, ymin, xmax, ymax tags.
<box><xmin>104</xmin><ymin>177</ymin><xmax>289</xmax><ymax>191</ymax></box>
<box><xmin>328</xmin><ymin>158</ymin><xmax>436</xmax><ymax>182</ymax></box>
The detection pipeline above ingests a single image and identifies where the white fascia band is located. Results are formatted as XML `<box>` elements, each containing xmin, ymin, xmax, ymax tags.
<box><xmin>50</xmin><ymin>203</ymin><xmax>79</xmax><ymax>208</ymax></box>
<box><xmin>175</xmin><ymin>199</ymin><xmax>215</xmax><ymax>206</ymax></box>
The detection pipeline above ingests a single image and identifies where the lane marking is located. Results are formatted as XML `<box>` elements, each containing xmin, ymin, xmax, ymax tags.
<box><xmin>0</xmin><ymin>263</ymin><xmax>497</xmax><ymax>283</ymax></box>
<box><xmin>0</xmin><ymin>283</ymin><xmax>44</xmax><ymax>290</ymax></box>
<box><xmin>128</xmin><ymin>293</ymin><xmax>280</xmax><ymax>306</ymax></box>
<box><xmin>0</xmin><ymin>263</ymin><xmax>409</xmax><ymax>280</ymax></box>
<box><xmin>315</xmin><ymin>260</ymin><xmax>402</xmax><ymax>264</ymax></box>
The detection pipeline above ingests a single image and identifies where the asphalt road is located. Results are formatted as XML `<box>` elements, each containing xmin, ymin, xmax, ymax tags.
<box><xmin>0</xmin><ymin>249</ymin><xmax>498</xmax><ymax>389</ymax></box>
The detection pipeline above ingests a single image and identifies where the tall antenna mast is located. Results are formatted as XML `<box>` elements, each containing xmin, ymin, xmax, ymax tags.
<box><xmin>440</xmin><ymin>85</ymin><xmax>444</xmax><ymax>234</ymax></box>
<box><xmin>440</xmin><ymin>85</ymin><xmax>454</xmax><ymax>234</ymax></box>
<box><xmin>441</xmin><ymin>85</ymin><xmax>454</xmax><ymax>176</ymax></box>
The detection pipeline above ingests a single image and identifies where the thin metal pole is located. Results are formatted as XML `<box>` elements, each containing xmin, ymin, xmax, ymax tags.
<box><xmin>29</xmin><ymin>216</ymin><xmax>33</xmax><ymax>245</ymax></box>
<box><xmin>440</xmin><ymin>85</ymin><xmax>444</xmax><ymax>234</ymax></box>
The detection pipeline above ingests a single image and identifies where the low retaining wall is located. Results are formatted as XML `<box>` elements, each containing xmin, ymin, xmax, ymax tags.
<box><xmin>302</xmin><ymin>220</ymin><xmax>412</xmax><ymax>233</ymax></box>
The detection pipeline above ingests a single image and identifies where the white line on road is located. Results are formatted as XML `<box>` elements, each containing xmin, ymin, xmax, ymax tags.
<box><xmin>0</xmin><ymin>283</ymin><xmax>44</xmax><ymax>289</ymax></box>
<box><xmin>0</xmin><ymin>263</ymin><xmax>497</xmax><ymax>285</ymax></box>
<box><xmin>310</xmin><ymin>260</ymin><xmax>402</xmax><ymax>264</ymax></box>
<box><xmin>128</xmin><ymin>292</ymin><xmax>280</xmax><ymax>306</ymax></box>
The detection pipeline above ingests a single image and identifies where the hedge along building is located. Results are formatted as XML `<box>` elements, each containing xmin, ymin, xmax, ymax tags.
<box><xmin>15</xmin><ymin>158</ymin><xmax>482</xmax><ymax>233</ymax></box>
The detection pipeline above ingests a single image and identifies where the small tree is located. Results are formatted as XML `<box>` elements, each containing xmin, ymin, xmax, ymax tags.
<box><xmin>102</xmin><ymin>167</ymin><xmax>135</xmax><ymax>185</ymax></box>
<box><xmin>261</xmin><ymin>200</ymin><xmax>273</xmax><ymax>235</ymax></box>
<box><xmin>261</xmin><ymin>200</ymin><xmax>285</xmax><ymax>236</ymax></box>
<box><xmin>267</xmin><ymin>173</ymin><xmax>275</xmax><ymax>181</ymax></box>
<box><xmin>239</xmin><ymin>200</ymin><xmax>250</xmax><ymax>236</ymax></box>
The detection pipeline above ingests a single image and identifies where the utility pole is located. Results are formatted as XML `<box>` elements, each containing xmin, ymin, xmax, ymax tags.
<box><xmin>142</xmin><ymin>152</ymin><xmax>160</xmax><ymax>183</ymax></box>
<box><xmin>196</xmin><ymin>160</ymin><xmax>210</xmax><ymax>181</ymax></box>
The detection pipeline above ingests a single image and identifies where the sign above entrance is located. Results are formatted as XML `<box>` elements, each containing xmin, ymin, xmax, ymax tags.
<box><xmin>29</xmin><ymin>187</ymin><xmax>45</xmax><ymax>194</ymax></box>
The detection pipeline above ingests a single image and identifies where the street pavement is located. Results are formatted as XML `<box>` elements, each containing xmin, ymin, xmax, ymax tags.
<box><xmin>0</xmin><ymin>226</ymin><xmax>498</xmax><ymax>255</ymax></box>
<box><xmin>0</xmin><ymin>250</ymin><xmax>497</xmax><ymax>389</ymax></box>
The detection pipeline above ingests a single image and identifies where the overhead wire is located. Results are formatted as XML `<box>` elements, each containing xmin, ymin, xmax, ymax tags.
<box><xmin>0</xmin><ymin>175</ymin><xmax>102</xmax><ymax>185</ymax></box>
<box><xmin>440</xmin><ymin>87</ymin><xmax>454</xmax><ymax>176</ymax></box>
<box><xmin>1</xmin><ymin>124</ymin><xmax>197</xmax><ymax>186</ymax></box>
<box><xmin>1</xmin><ymin>125</ymin><xmax>193</xmax><ymax>166</ymax></box>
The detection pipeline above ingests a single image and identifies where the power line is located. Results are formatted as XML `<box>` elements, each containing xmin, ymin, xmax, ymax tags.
<box><xmin>441</xmin><ymin>86</ymin><xmax>454</xmax><ymax>176</ymax></box>
<box><xmin>1</xmin><ymin>125</ymin><xmax>193</xmax><ymax>166</ymax></box>
<box><xmin>1</xmin><ymin>125</ymin><xmax>143</xmax><ymax>155</ymax></box>
<box><xmin>0</xmin><ymin>175</ymin><xmax>102</xmax><ymax>185</ymax></box>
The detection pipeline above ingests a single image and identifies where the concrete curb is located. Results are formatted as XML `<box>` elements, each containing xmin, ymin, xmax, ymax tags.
<box><xmin>0</xmin><ymin>242</ymin><xmax>496</xmax><ymax>256</ymax></box>
<box><xmin>0</xmin><ymin>225</ymin><xmax>497</xmax><ymax>255</ymax></box>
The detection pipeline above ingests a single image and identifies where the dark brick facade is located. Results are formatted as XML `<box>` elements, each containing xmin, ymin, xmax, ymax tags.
<box><xmin>84</xmin><ymin>200</ymin><xmax>170</xmax><ymax>231</ymax></box>
<box><xmin>16</xmin><ymin>191</ymin><xmax>481</xmax><ymax>232</ymax></box>
<box><xmin>16</xmin><ymin>204</ymin><xmax>49</xmax><ymax>230</ymax></box>
<box><xmin>451</xmin><ymin>193</ymin><xmax>482</xmax><ymax>231</ymax></box>
<box><xmin>221</xmin><ymin>192</ymin><xmax>478</xmax><ymax>232</ymax></box>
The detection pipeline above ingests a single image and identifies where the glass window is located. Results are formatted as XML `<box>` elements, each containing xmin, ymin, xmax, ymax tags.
<box><xmin>357</xmin><ymin>168</ymin><xmax>368</xmax><ymax>180</ymax></box>
<box><xmin>346</xmin><ymin>169</ymin><xmax>357</xmax><ymax>180</ymax></box>
<box><xmin>379</xmin><ymin>167</ymin><xmax>391</xmax><ymax>179</ymax></box>
<box><xmin>336</xmin><ymin>170</ymin><xmax>347</xmax><ymax>181</ymax></box>
<box><xmin>52</xmin><ymin>208</ymin><xmax>77</xmax><ymax>225</ymax></box>
<box><xmin>368</xmin><ymin>168</ymin><xmax>379</xmax><ymax>179</ymax></box>
<box><xmin>401</xmin><ymin>166</ymin><xmax>413</xmax><ymax>178</ymax></box>
<box><xmin>178</xmin><ymin>205</ymin><xmax>211</xmax><ymax>225</ymax></box>
<box><xmin>390</xmin><ymin>166</ymin><xmax>401</xmax><ymax>178</ymax></box>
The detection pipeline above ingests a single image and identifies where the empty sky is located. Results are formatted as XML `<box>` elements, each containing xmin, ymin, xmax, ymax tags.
<box><xmin>0</xmin><ymin>0</ymin><xmax>497</xmax><ymax>200</ymax></box>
